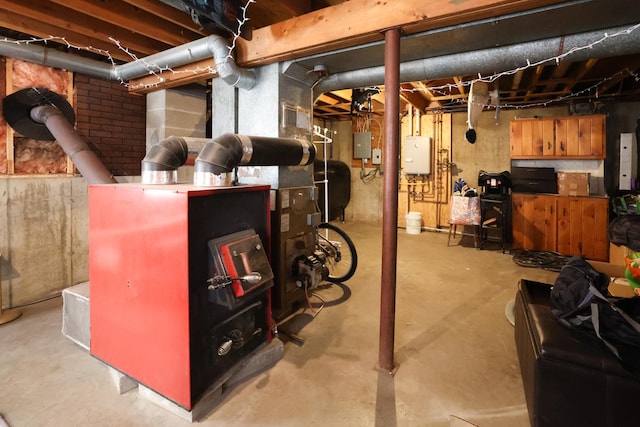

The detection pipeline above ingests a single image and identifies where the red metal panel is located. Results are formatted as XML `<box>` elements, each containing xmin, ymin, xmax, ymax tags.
<box><xmin>89</xmin><ymin>184</ymin><xmax>192</xmax><ymax>407</ymax></box>
<box><xmin>89</xmin><ymin>183</ymin><xmax>272</xmax><ymax>410</ymax></box>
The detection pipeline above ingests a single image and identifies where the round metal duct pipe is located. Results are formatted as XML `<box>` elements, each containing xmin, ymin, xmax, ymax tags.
<box><xmin>140</xmin><ymin>136</ymin><xmax>189</xmax><ymax>184</ymax></box>
<box><xmin>29</xmin><ymin>105</ymin><xmax>117</xmax><ymax>185</ymax></box>
<box><xmin>193</xmin><ymin>134</ymin><xmax>316</xmax><ymax>186</ymax></box>
<box><xmin>2</xmin><ymin>87</ymin><xmax>116</xmax><ymax>185</ymax></box>
<box><xmin>0</xmin><ymin>35</ymin><xmax>256</xmax><ymax>90</ymax></box>
<box><xmin>314</xmin><ymin>24</ymin><xmax>640</xmax><ymax>96</ymax></box>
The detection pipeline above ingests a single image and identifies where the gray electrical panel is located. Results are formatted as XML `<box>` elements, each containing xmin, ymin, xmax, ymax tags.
<box><xmin>354</xmin><ymin>132</ymin><xmax>372</xmax><ymax>159</ymax></box>
<box><xmin>403</xmin><ymin>136</ymin><xmax>431</xmax><ymax>175</ymax></box>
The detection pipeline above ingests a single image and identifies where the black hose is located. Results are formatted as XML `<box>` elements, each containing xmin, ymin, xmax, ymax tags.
<box><xmin>511</xmin><ymin>250</ymin><xmax>569</xmax><ymax>272</ymax></box>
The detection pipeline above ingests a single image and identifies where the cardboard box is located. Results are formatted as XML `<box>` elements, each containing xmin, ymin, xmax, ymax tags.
<box><xmin>557</xmin><ymin>172</ymin><xmax>590</xmax><ymax>196</ymax></box>
<box><xmin>609</xmin><ymin>243</ymin><xmax>634</xmax><ymax>266</ymax></box>
<box><xmin>587</xmin><ymin>260</ymin><xmax>636</xmax><ymax>298</ymax></box>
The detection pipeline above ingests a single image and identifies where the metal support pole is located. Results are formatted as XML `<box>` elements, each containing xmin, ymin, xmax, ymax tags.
<box><xmin>378</xmin><ymin>27</ymin><xmax>400</xmax><ymax>374</ymax></box>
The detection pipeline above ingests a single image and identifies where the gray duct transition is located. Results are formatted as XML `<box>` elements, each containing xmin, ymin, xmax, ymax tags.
<box><xmin>314</xmin><ymin>24</ymin><xmax>640</xmax><ymax>96</ymax></box>
<box><xmin>0</xmin><ymin>35</ymin><xmax>256</xmax><ymax>89</ymax></box>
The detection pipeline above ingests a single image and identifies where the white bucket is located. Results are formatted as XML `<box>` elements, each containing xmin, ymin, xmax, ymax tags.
<box><xmin>405</xmin><ymin>211</ymin><xmax>422</xmax><ymax>234</ymax></box>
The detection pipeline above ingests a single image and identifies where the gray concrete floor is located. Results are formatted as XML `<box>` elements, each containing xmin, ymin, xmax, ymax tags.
<box><xmin>0</xmin><ymin>222</ymin><xmax>558</xmax><ymax>427</ymax></box>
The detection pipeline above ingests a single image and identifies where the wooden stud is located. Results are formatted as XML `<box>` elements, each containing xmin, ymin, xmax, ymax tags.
<box><xmin>5</xmin><ymin>59</ymin><xmax>14</xmax><ymax>174</ymax></box>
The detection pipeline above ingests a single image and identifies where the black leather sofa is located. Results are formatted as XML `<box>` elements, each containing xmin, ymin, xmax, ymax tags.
<box><xmin>514</xmin><ymin>279</ymin><xmax>640</xmax><ymax>427</ymax></box>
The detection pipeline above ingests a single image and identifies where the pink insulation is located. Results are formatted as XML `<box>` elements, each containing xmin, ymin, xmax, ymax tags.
<box><xmin>1</xmin><ymin>60</ymin><xmax>71</xmax><ymax>175</ymax></box>
<box><xmin>12</xmin><ymin>60</ymin><xmax>69</xmax><ymax>96</ymax></box>
<box><xmin>14</xmin><ymin>138</ymin><xmax>67</xmax><ymax>174</ymax></box>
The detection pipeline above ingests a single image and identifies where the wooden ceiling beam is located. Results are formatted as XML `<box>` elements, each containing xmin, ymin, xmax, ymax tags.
<box><xmin>3</xmin><ymin>0</ymin><xmax>171</xmax><ymax>57</ymax></box>
<box><xmin>509</xmin><ymin>69</ymin><xmax>524</xmax><ymax>97</ymax></box>
<box><xmin>598</xmin><ymin>61</ymin><xmax>640</xmax><ymax>95</ymax></box>
<box><xmin>400</xmin><ymin>83</ymin><xmax>429</xmax><ymax>112</ymax></box>
<box><xmin>236</xmin><ymin>0</ymin><xmax>568</xmax><ymax>67</ymax></box>
<box><xmin>558</xmin><ymin>58</ymin><xmax>598</xmax><ymax>94</ymax></box>
<box><xmin>122</xmin><ymin>0</ymin><xmax>207</xmax><ymax>36</ymax></box>
<box><xmin>453</xmin><ymin>76</ymin><xmax>466</xmax><ymax>96</ymax></box>
<box><xmin>49</xmin><ymin>0</ymin><xmax>201</xmax><ymax>47</ymax></box>
<box><xmin>128</xmin><ymin>58</ymin><xmax>217</xmax><ymax>94</ymax></box>
<box><xmin>541</xmin><ymin>60</ymin><xmax>571</xmax><ymax>93</ymax></box>
<box><xmin>249</xmin><ymin>1</ymin><xmax>314</xmax><ymax>29</ymax></box>
<box><xmin>524</xmin><ymin>65</ymin><xmax>545</xmax><ymax>101</ymax></box>
<box><xmin>0</xmin><ymin>9</ymin><xmax>139</xmax><ymax>62</ymax></box>
<box><xmin>316</xmin><ymin>94</ymin><xmax>342</xmax><ymax>105</ymax></box>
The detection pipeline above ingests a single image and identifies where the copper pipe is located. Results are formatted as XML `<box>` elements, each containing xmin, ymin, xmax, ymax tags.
<box><xmin>378</xmin><ymin>27</ymin><xmax>400</xmax><ymax>374</ymax></box>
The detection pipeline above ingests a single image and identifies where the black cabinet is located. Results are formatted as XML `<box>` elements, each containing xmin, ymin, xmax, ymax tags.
<box><xmin>480</xmin><ymin>195</ymin><xmax>511</xmax><ymax>252</ymax></box>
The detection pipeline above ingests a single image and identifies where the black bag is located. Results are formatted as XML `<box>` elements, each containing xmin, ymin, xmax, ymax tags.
<box><xmin>608</xmin><ymin>214</ymin><xmax>640</xmax><ymax>251</ymax></box>
<box><xmin>550</xmin><ymin>256</ymin><xmax>640</xmax><ymax>372</ymax></box>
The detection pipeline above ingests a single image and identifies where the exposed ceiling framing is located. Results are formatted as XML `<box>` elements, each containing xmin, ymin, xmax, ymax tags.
<box><xmin>0</xmin><ymin>0</ymin><xmax>639</xmax><ymax>121</ymax></box>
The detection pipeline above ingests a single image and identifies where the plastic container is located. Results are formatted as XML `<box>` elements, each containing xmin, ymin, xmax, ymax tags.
<box><xmin>405</xmin><ymin>211</ymin><xmax>422</xmax><ymax>234</ymax></box>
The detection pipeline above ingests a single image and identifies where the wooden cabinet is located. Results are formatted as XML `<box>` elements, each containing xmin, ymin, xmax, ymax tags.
<box><xmin>510</xmin><ymin>114</ymin><xmax>605</xmax><ymax>159</ymax></box>
<box><xmin>512</xmin><ymin>193</ymin><xmax>609</xmax><ymax>261</ymax></box>
<box><xmin>512</xmin><ymin>194</ymin><xmax>557</xmax><ymax>252</ymax></box>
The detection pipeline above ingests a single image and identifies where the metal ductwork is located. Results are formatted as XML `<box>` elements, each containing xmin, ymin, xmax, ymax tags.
<box><xmin>0</xmin><ymin>35</ymin><xmax>256</xmax><ymax>89</ymax></box>
<box><xmin>113</xmin><ymin>36</ymin><xmax>256</xmax><ymax>88</ymax></box>
<box><xmin>140</xmin><ymin>136</ymin><xmax>189</xmax><ymax>184</ymax></box>
<box><xmin>2</xmin><ymin>87</ymin><xmax>116</xmax><ymax>185</ymax></box>
<box><xmin>192</xmin><ymin>134</ymin><xmax>316</xmax><ymax>186</ymax></box>
<box><xmin>314</xmin><ymin>24</ymin><xmax>640</xmax><ymax>96</ymax></box>
<box><xmin>28</xmin><ymin>105</ymin><xmax>117</xmax><ymax>185</ymax></box>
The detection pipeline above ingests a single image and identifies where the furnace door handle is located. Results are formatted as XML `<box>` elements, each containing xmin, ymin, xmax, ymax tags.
<box><xmin>218</xmin><ymin>339</ymin><xmax>233</xmax><ymax>356</ymax></box>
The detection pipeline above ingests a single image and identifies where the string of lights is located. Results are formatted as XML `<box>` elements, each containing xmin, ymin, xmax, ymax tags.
<box><xmin>0</xmin><ymin>0</ymin><xmax>256</xmax><ymax>90</ymax></box>
<box><xmin>228</xmin><ymin>0</ymin><xmax>255</xmax><ymax>60</ymax></box>
<box><xmin>0</xmin><ymin>17</ymin><xmax>637</xmax><ymax>109</ymax></box>
<box><xmin>400</xmin><ymin>22</ymin><xmax>640</xmax><ymax>110</ymax></box>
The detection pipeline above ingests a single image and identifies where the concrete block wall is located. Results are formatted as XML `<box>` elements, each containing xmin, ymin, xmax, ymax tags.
<box><xmin>74</xmin><ymin>74</ymin><xmax>147</xmax><ymax>177</ymax></box>
<box><xmin>146</xmin><ymin>85</ymin><xmax>207</xmax><ymax>150</ymax></box>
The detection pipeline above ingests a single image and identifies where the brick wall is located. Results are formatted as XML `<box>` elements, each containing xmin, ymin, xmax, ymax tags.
<box><xmin>74</xmin><ymin>74</ymin><xmax>146</xmax><ymax>176</ymax></box>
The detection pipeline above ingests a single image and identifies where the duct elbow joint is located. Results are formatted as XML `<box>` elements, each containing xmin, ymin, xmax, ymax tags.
<box><xmin>215</xmin><ymin>59</ymin><xmax>257</xmax><ymax>90</ymax></box>
<box><xmin>141</xmin><ymin>136</ymin><xmax>189</xmax><ymax>184</ymax></box>
<box><xmin>193</xmin><ymin>133</ymin><xmax>244</xmax><ymax>186</ymax></box>
<box><xmin>193</xmin><ymin>134</ymin><xmax>316</xmax><ymax>187</ymax></box>
<box><xmin>212</xmin><ymin>41</ymin><xmax>256</xmax><ymax>90</ymax></box>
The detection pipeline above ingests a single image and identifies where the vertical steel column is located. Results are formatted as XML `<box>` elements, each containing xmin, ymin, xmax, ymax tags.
<box><xmin>378</xmin><ymin>27</ymin><xmax>400</xmax><ymax>374</ymax></box>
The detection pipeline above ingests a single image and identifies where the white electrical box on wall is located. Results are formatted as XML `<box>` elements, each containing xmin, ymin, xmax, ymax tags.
<box><xmin>372</xmin><ymin>148</ymin><xmax>382</xmax><ymax>165</ymax></box>
<box><xmin>403</xmin><ymin>136</ymin><xmax>431</xmax><ymax>175</ymax></box>
<box><xmin>619</xmin><ymin>132</ymin><xmax>637</xmax><ymax>190</ymax></box>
